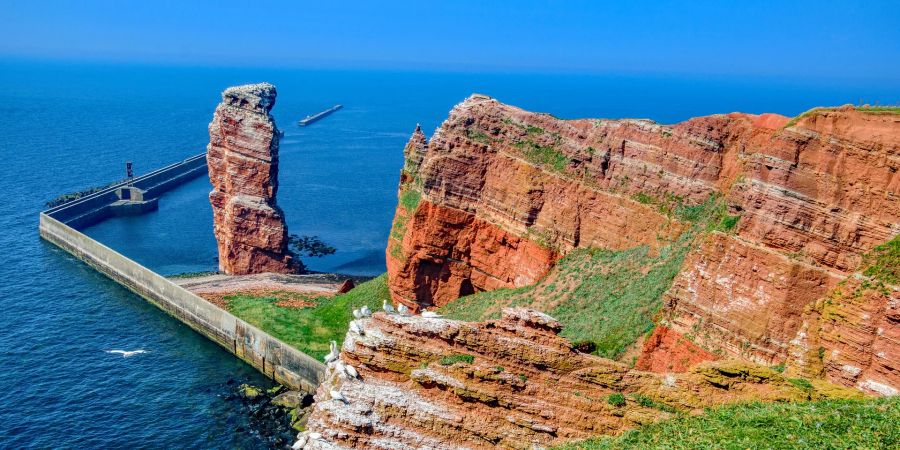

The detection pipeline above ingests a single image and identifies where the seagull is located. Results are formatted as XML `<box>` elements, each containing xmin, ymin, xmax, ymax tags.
<box><xmin>309</xmin><ymin>432</ymin><xmax>323</xmax><ymax>441</ymax></box>
<box><xmin>349</xmin><ymin>320</ymin><xmax>365</xmax><ymax>336</ymax></box>
<box><xmin>421</xmin><ymin>309</ymin><xmax>443</xmax><ymax>319</ymax></box>
<box><xmin>352</xmin><ymin>308</ymin><xmax>362</xmax><ymax>319</ymax></box>
<box><xmin>291</xmin><ymin>435</ymin><xmax>307</xmax><ymax>449</ymax></box>
<box><xmin>105</xmin><ymin>349</ymin><xmax>149</xmax><ymax>358</ymax></box>
<box><xmin>330</xmin><ymin>389</ymin><xmax>348</xmax><ymax>403</ymax></box>
<box><xmin>323</xmin><ymin>340</ymin><xmax>338</xmax><ymax>363</ymax></box>
<box><xmin>397</xmin><ymin>303</ymin><xmax>410</xmax><ymax>316</ymax></box>
<box><xmin>333</xmin><ymin>360</ymin><xmax>346</xmax><ymax>376</ymax></box>
<box><xmin>360</xmin><ymin>305</ymin><xmax>372</xmax><ymax>317</ymax></box>
<box><xmin>382</xmin><ymin>300</ymin><xmax>396</xmax><ymax>314</ymax></box>
<box><xmin>344</xmin><ymin>364</ymin><xmax>359</xmax><ymax>379</ymax></box>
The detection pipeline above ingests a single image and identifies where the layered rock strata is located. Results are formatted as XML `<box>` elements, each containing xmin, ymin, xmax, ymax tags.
<box><xmin>387</xmin><ymin>97</ymin><xmax>899</xmax><ymax>393</ymax></box>
<box><xmin>207</xmin><ymin>83</ymin><xmax>294</xmax><ymax>275</ymax></box>
<box><xmin>299</xmin><ymin>309</ymin><xmax>859</xmax><ymax>449</ymax></box>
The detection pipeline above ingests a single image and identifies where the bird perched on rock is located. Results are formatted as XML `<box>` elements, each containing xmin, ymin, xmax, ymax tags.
<box><xmin>421</xmin><ymin>309</ymin><xmax>443</xmax><ymax>318</ymax></box>
<box><xmin>330</xmin><ymin>389</ymin><xmax>348</xmax><ymax>403</ymax></box>
<box><xmin>292</xmin><ymin>434</ymin><xmax>307</xmax><ymax>449</ymax></box>
<box><xmin>382</xmin><ymin>299</ymin><xmax>396</xmax><ymax>314</ymax></box>
<box><xmin>352</xmin><ymin>308</ymin><xmax>362</xmax><ymax>319</ymax></box>
<box><xmin>360</xmin><ymin>305</ymin><xmax>372</xmax><ymax>317</ymax></box>
<box><xmin>344</xmin><ymin>363</ymin><xmax>359</xmax><ymax>379</ymax></box>
<box><xmin>397</xmin><ymin>303</ymin><xmax>410</xmax><ymax>316</ymax></box>
<box><xmin>324</xmin><ymin>340</ymin><xmax>338</xmax><ymax>363</ymax></box>
<box><xmin>349</xmin><ymin>320</ymin><xmax>365</xmax><ymax>335</ymax></box>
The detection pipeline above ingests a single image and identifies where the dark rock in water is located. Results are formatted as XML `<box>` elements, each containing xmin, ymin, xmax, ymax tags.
<box><xmin>232</xmin><ymin>382</ymin><xmax>315</xmax><ymax>449</ymax></box>
<box><xmin>272</xmin><ymin>390</ymin><xmax>307</xmax><ymax>409</ymax></box>
<box><xmin>239</xmin><ymin>383</ymin><xmax>262</xmax><ymax>399</ymax></box>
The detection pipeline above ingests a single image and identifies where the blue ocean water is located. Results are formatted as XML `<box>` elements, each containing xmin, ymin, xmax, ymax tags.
<box><xmin>0</xmin><ymin>59</ymin><xmax>896</xmax><ymax>448</ymax></box>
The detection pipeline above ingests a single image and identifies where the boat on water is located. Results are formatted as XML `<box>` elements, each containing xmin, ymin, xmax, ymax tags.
<box><xmin>299</xmin><ymin>104</ymin><xmax>343</xmax><ymax>126</ymax></box>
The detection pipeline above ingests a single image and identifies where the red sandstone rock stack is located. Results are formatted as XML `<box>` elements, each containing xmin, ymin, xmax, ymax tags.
<box><xmin>207</xmin><ymin>83</ymin><xmax>294</xmax><ymax>275</ymax></box>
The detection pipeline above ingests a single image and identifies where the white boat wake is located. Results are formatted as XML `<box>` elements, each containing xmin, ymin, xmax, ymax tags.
<box><xmin>105</xmin><ymin>349</ymin><xmax>149</xmax><ymax>358</ymax></box>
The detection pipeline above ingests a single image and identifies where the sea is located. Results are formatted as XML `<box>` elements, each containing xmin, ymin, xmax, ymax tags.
<box><xmin>0</xmin><ymin>59</ymin><xmax>895</xmax><ymax>448</ymax></box>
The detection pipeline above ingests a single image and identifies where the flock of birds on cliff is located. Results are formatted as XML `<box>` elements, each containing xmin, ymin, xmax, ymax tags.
<box><xmin>292</xmin><ymin>300</ymin><xmax>444</xmax><ymax>449</ymax></box>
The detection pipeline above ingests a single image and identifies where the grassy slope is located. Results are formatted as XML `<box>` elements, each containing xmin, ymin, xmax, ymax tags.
<box><xmin>862</xmin><ymin>235</ymin><xmax>900</xmax><ymax>285</ymax></box>
<box><xmin>225</xmin><ymin>274</ymin><xmax>390</xmax><ymax>360</ymax></box>
<box><xmin>442</xmin><ymin>195</ymin><xmax>737</xmax><ymax>360</ymax></box>
<box><xmin>784</xmin><ymin>105</ymin><xmax>900</xmax><ymax>128</ymax></box>
<box><xmin>555</xmin><ymin>397</ymin><xmax>899</xmax><ymax>450</ymax></box>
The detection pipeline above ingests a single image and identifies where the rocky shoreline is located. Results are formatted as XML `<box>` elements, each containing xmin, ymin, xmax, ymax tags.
<box><xmin>227</xmin><ymin>381</ymin><xmax>315</xmax><ymax>449</ymax></box>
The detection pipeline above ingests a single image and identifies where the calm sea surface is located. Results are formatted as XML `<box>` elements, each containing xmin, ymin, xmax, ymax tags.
<box><xmin>0</xmin><ymin>60</ymin><xmax>895</xmax><ymax>448</ymax></box>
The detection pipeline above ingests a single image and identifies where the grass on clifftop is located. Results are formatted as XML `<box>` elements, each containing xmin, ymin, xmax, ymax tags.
<box><xmin>784</xmin><ymin>105</ymin><xmax>900</xmax><ymax>128</ymax></box>
<box><xmin>225</xmin><ymin>275</ymin><xmax>390</xmax><ymax>360</ymax></box>
<box><xmin>441</xmin><ymin>195</ymin><xmax>736</xmax><ymax>360</ymax></box>
<box><xmin>554</xmin><ymin>397</ymin><xmax>900</xmax><ymax>450</ymax></box>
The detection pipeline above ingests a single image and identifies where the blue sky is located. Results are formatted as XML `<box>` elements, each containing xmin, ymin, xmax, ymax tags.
<box><xmin>1</xmin><ymin>0</ymin><xmax>898</xmax><ymax>81</ymax></box>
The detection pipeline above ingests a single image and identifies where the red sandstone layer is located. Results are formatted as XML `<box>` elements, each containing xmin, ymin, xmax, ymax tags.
<box><xmin>298</xmin><ymin>309</ymin><xmax>859</xmax><ymax>449</ymax></box>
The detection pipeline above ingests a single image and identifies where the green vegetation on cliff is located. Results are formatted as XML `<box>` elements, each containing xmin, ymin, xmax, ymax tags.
<box><xmin>515</xmin><ymin>140</ymin><xmax>569</xmax><ymax>173</ymax></box>
<box><xmin>862</xmin><ymin>235</ymin><xmax>900</xmax><ymax>285</ymax></box>
<box><xmin>225</xmin><ymin>275</ymin><xmax>390</xmax><ymax>360</ymax></box>
<box><xmin>555</xmin><ymin>397</ymin><xmax>899</xmax><ymax>450</ymax></box>
<box><xmin>441</xmin><ymin>195</ymin><xmax>737</xmax><ymax>360</ymax></box>
<box><xmin>784</xmin><ymin>105</ymin><xmax>900</xmax><ymax>128</ymax></box>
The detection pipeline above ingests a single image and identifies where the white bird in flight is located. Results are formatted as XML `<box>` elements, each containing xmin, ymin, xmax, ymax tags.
<box><xmin>105</xmin><ymin>349</ymin><xmax>149</xmax><ymax>358</ymax></box>
<box><xmin>382</xmin><ymin>300</ymin><xmax>396</xmax><ymax>314</ymax></box>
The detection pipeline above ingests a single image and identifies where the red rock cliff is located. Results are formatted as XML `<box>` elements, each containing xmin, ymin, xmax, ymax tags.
<box><xmin>298</xmin><ymin>309</ymin><xmax>858</xmax><ymax>449</ymax></box>
<box><xmin>207</xmin><ymin>83</ymin><xmax>294</xmax><ymax>275</ymax></box>
<box><xmin>386</xmin><ymin>97</ymin><xmax>900</xmax><ymax>394</ymax></box>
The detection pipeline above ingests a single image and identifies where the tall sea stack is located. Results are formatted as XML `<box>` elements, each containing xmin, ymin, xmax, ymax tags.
<box><xmin>207</xmin><ymin>83</ymin><xmax>294</xmax><ymax>275</ymax></box>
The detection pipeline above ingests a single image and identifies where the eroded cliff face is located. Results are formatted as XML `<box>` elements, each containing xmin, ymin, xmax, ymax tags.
<box><xmin>299</xmin><ymin>309</ymin><xmax>859</xmax><ymax>449</ymax></box>
<box><xmin>207</xmin><ymin>83</ymin><xmax>294</xmax><ymax>275</ymax></box>
<box><xmin>386</xmin><ymin>97</ymin><xmax>899</xmax><ymax>395</ymax></box>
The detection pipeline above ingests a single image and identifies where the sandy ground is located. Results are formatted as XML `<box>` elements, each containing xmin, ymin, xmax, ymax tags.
<box><xmin>171</xmin><ymin>272</ymin><xmax>351</xmax><ymax>308</ymax></box>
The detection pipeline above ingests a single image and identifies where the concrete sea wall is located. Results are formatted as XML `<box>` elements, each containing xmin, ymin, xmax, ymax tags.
<box><xmin>39</xmin><ymin>213</ymin><xmax>325</xmax><ymax>392</ymax></box>
<box><xmin>45</xmin><ymin>154</ymin><xmax>208</xmax><ymax>228</ymax></box>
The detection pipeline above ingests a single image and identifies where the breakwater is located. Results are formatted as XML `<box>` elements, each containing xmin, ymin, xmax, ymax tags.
<box><xmin>45</xmin><ymin>153</ymin><xmax>208</xmax><ymax>228</ymax></box>
<box><xmin>298</xmin><ymin>104</ymin><xmax>342</xmax><ymax>126</ymax></box>
<box><xmin>39</xmin><ymin>156</ymin><xmax>325</xmax><ymax>392</ymax></box>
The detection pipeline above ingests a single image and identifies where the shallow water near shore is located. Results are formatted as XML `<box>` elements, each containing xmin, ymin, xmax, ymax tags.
<box><xmin>0</xmin><ymin>59</ymin><xmax>896</xmax><ymax>448</ymax></box>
